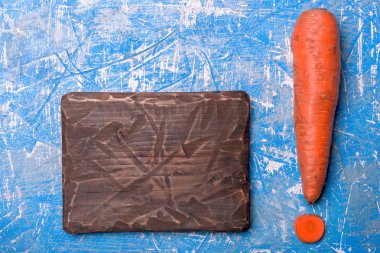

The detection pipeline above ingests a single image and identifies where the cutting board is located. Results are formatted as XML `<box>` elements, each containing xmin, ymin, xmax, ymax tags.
<box><xmin>61</xmin><ymin>91</ymin><xmax>250</xmax><ymax>233</ymax></box>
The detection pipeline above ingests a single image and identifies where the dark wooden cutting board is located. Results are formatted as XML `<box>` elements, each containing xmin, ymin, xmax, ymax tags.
<box><xmin>61</xmin><ymin>91</ymin><xmax>250</xmax><ymax>233</ymax></box>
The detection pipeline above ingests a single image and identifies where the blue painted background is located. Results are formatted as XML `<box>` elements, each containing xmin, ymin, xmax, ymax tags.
<box><xmin>1</xmin><ymin>0</ymin><xmax>379</xmax><ymax>252</ymax></box>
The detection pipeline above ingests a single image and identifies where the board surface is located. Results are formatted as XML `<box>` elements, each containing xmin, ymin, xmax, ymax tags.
<box><xmin>61</xmin><ymin>92</ymin><xmax>250</xmax><ymax>233</ymax></box>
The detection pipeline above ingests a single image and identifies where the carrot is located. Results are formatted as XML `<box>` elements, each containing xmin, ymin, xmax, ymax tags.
<box><xmin>291</xmin><ymin>8</ymin><xmax>341</xmax><ymax>203</ymax></box>
<box><xmin>294</xmin><ymin>214</ymin><xmax>325</xmax><ymax>243</ymax></box>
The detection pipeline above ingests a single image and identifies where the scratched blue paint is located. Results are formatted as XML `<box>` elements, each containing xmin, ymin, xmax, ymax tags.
<box><xmin>0</xmin><ymin>0</ymin><xmax>379</xmax><ymax>252</ymax></box>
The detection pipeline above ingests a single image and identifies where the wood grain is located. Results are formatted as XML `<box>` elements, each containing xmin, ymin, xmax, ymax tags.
<box><xmin>61</xmin><ymin>92</ymin><xmax>250</xmax><ymax>233</ymax></box>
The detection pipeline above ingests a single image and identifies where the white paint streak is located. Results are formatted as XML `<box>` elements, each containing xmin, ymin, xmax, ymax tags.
<box><xmin>357</xmin><ymin>17</ymin><xmax>364</xmax><ymax>97</ymax></box>
<box><xmin>284</xmin><ymin>37</ymin><xmax>293</xmax><ymax>66</ymax></box>
<box><xmin>178</xmin><ymin>0</ymin><xmax>245</xmax><ymax>27</ymax></box>
<box><xmin>337</xmin><ymin>183</ymin><xmax>355</xmax><ymax>253</ymax></box>
<box><xmin>6</xmin><ymin>150</ymin><xmax>15</xmax><ymax>178</ymax></box>
<box><xmin>55</xmin><ymin>5</ymin><xmax>76</xmax><ymax>49</ymax></box>
<box><xmin>92</xmin><ymin>7</ymin><xmax>132</xmax><ymax>39</ymax></box>
<box><xmin>2</xmin><ymin>41</ymin><xmax>7</xmax><ymax>67</ymax></box>
<box><xmin>373</xmin><ymin>151</ymin><xmax>378</xmax><ymax>160</ymax></box>
<box><xmin>251</xmin><ymin>98</ymin><xmax>275</xmax><ymax>111</ymax></box>
<box><xmin>273</xmin><ymin>37</ymin><xmax>293</xmax><ymax>66</ymax></box>
<box><xmin>262</xmin><ymin>100</ymin><xmax>275</xmax><ymax>110</ymax></box>
<box><xmin>345</xmin><ymin>183</ymin><xmax>354</xmax><ymax>216</ymax></box>
<box><xmin>286</xmin><ymin>183</ymin><xmax>302</xmax><ymax>195</ymax></box>
<box><xmin>77</xmin><ymin>0</ymin><xmax>101</xmax><ymax>12</ymax></box>
<box><xmin>329</xmin><ymin>246</ymin><xmax>346</xmax><ymax>253</ymax></box>
<box><xmin>194</xmin><ymin>233</ymin><xmax>208</xmax><ymax>252</ymax></box>
<box><xmin>169</xmin><ymin>47</ymin><xmax>180</xmax><ymax>73</ymax></box>
<box><xmin>336</xmin><ymin>130</ymin><xmax>355</xmax><ymax>137</ymax></box>
<box><xmin>5</xmin><ymin>80</ymin><xmax>14</xmax><ymax>92</ymax></box>
<box><xmin>279</xmin><ymin>219</ymin><xmax>287</xmax><ymax>242</ymax></box>
<box><xmin>1</xmin><ymin>13</ymin><xmax>26</xmax><ymax>37</ymax></box>
<box><xmin>264</xmin><ymin>64</ymin><xmax>270</xmax><ymax>81</ymax></box>
<box><xmin>281</xmin><ymin>74</ymin><xmax>293</xmax><ymax>88</ymax></box>
<box><xmin>250</xmin><ymin>249</ymin><xmax>271</xmax><ymax>253</ymax></box>
<box><xmin>265</xmin><ymin>160</ymin><xmax>283</xmax><ymax>174</ymax></box>
<box><xmin>152</xmin><ymin>235</ymin><xmax>161</xmax><ymax>251</ymax></box>
<box><xmin>16</xmin><ymin>186</ymin><xmax>22</xmax><ymax>200</ymax></box>
<box><xmin>370</xmin><ymin>64</ymin><xmax>377</xmax><ymax>87</ymax></box>
<box><xmin>203</xmin><ymin>62</ymin><xmax>212</xmax><ymax>88</ymax></box>
<box><xmin>298</xmin><ymin>205</ymin><xmax>306</xmax><ymax>213</ymax></box>
<box><xmin>0</xmin><ymin>203</ymin><xmax>24</xmax><ymax>233</ymax></box>
<box><xmin>2</xmin><ymin>132</ymin><xmax>15</xmax><ymax>177</ymax></box>
<box><xmin>96</xmin><ymin>68</ymin><xmax>109</xmax><ymax>86</ymax></box>
<box><xmin>128</xmin><ymin>69</ymin><xmax>145</xmax><ymax>91</ymax></box>
<box><xmin>267</xmin><ymin>146</ymin><xmax>296</xmax><ymax>163</ymax></box>
<box><xmin>0</xmin><ymin>102</ymin><xmax>10</xmax><ymax>119</ymax></box>
<box><xmin>225</xmin><ymin>234</ymin><xmax>235</xmax><ymax>245</ymax></box>
<box><xmin>3</xmin><ymin>179</ymin><xmax>12</xmax><ymax>208</ymax></box>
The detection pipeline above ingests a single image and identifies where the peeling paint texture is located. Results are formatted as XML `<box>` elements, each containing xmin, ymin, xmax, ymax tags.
<box><xmin>0</xmin><ymin>0</ymin><xmax>379</xmax><ymax>252</ymax></box>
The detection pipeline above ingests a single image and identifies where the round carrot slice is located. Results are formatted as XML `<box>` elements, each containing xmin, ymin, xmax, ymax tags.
<box><xmin>294</xmin><ymin>214</ymin><xmax>325</xmax><ymax>243</ymax></box>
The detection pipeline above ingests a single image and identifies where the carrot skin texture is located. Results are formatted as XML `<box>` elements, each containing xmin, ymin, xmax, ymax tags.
<box><xmin>291</xmin><ymin>9</ymin><xmax>341</xmax><ymax>203</ymax></box>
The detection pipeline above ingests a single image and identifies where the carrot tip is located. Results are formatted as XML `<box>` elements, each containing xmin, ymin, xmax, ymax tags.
<box><xmin>303</xmin><ymin>190</ymin><xmax>321</xmax><ymax>204</ymax></box>
<box><xmin>305</xmin><ymin>196</ymin><xmax>319</xmax><ymax>204</ymax></box>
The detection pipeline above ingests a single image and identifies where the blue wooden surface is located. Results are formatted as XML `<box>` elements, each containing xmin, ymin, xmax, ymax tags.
<box><xmin>0</xmin><ymin>0</ymin><xmax>379</xmax><ymax>252</ymax></box>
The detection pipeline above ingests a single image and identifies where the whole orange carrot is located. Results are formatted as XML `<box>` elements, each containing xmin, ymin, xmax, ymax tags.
<box><xmin>291</xmin><ymin>9</ymin><xmax>341</xmax><ymax>203</ymax></box>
